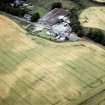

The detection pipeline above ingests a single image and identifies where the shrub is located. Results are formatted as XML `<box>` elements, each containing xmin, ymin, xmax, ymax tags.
<box><xmin>31</xmin><ymin>12</ymin><xmax>40</xmax><ymax>22</ymax></box>
<box><xmin>51</xmin><ymin>2</ymin><xmax>62</xmax><ymax>10</ymax></box>
<box><xmin>0</xmin><ymin>2</ymin><xmax>28</xmax><ymax>17</ymax></box>
<box><xmin>69</xmin><ymin>8</ymin><xmax>83</xmax><ymax>37</ymax></box>
<box><xmin>86</xmin><ymin>28</ymin><xmax>105</xmax><ymax>45</ymax></box>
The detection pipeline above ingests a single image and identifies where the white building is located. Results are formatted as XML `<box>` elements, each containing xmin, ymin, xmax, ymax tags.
<box><xmin>52</xmin><ymin>22</ymin><xmax>71</xmax><ymax>34</ymax></box>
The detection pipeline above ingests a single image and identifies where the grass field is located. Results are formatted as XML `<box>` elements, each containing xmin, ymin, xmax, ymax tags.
<box><xmin>1</xmin><ymin>15</ymin><xmax>105</xmax><ymax>105</ymax></box>
<box><xmin>27</xmin><ymin>0</ymin><xmax>78</xmax><ymax>15</ymax></box>
<box><xmin>27</xmin><ymin>0</ymin><xmax>105</xmax><ymax>13</ymax></box>
<box><xmin>79</xmin><ymin>6</ymin><xmax>105</xmax><ymax>35</ymax></box>
<box><xmin>93</xmin><ymin>0</ymin><xmax>105</xmax><ymax>3</ymax></box>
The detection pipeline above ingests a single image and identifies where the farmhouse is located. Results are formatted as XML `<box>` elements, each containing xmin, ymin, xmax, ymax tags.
<box><xmin>39</xmin><ymin>8</ymin><xmax>70</xmax><ymax>26</ymax></box>
<box><xmin>51</xmin><ymin>22</ymin><xmax>71</xmax><ymax>41</ymax></box>
<box><xmin>38</xmin><ymin>8</ymin><xmax>80</xmax><ymax>41</ymax></box>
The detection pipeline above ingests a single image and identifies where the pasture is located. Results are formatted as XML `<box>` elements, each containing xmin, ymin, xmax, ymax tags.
<box><xmin>0</xmin><ymin>15</ymin><xmax>105</xmax><ymax>105</ymax></box>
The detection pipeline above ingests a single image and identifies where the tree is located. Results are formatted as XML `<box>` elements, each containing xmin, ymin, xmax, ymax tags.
<box><xmin>0</xmin><ymin>0</ymin><xmax>15</xmax><ymax>3</ymax></box>
<box><xmin>51</xmin><ymin>2</ymin><xmax>62</xmax><ymax>10</ymax></box>
<box><xmin>31</xmin><ymin>12</ymin><xmax>40</xmax><ymax>22</ymax></box>
<box><xmin>69</xmin><ymin>8</ymin><xmax>83</xmax><ymax>37</ymax></box>
<box><xmin>0</xmin><ymin>0</ymin><xmax>28</xmax><ymax>17</ymax></box>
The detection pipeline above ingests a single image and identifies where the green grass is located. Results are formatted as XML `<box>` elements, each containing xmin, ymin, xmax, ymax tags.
<box><xmin>1</xmin><ymin>15</ymin><xmax>105</xmax><ymax>105</ymax></box>
<box><xmin>27</xmin><ymin>0</ymin><xmax>78</xmax><ymax>15</ymax></box>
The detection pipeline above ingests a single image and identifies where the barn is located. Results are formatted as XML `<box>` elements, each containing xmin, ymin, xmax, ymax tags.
<box><xmin>38</xmin><ymin>8</ymin><xmax>80</xmax><ymax>41</ymax></box>
<box><xmin>39</xmin><ymin>8</ymin><xmax>70</xmax><ymax>26</ymax></box>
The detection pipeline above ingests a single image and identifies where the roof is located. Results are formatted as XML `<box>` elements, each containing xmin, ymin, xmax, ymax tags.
<box><xmin>52</xmin><ymin>22</ymin><xmax>72</xmax><ymax>35</ymax></box>
<box><xmin>39</xmin><ymin>8</ymin><xmax>69</xmax><ymax>26</ymax></box>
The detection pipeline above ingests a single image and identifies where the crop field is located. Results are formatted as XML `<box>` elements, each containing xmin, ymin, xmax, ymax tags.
<box><xmin>79</xmin><ymin>6</ymin><xmax>105</xmax><ymax>35</ymax></box>
<box><xmin>1</xmin><ymin>15</ymin><xmax>105</xmax><ymax>105</ymax></box>
<box><xmin>93</xmin><ymin>0</ymin><xmax>105</xmax><ymax>3</ymax></box>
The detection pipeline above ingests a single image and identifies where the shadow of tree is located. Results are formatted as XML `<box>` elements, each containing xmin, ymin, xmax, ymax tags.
<box><xmin>82</xmin><ymin>27</ymin><xmax>105</xmax><ymax>45</ymax></box>
<box><xmin>90</xmin><ymin>0</ymin><xmax>105</xmax><ymax>5</ymax></box>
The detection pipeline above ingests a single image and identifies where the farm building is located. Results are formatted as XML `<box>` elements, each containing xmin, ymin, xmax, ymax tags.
<box><xmin>27</xmin><ymin>8</ymin><xmax>80</xmax><ymax>41</ymax></box>
<box><xmin>39</xmin><ymin>8</ymin><xmax>70</xmax><ymax>26</ymax></box>
<box><xmin>51</xmin><ymin>22</ymin><xmax>72</xmax><ymax>41</ymax></box>
<box><xmin>38</xmin><ymin>8</ymin><xmax>80</xmax><ymax>41</ymax></box>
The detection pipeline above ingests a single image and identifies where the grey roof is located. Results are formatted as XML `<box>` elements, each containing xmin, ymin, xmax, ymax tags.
<box><xmin>52</xmin><ymin>22</ymin><xmax>72</xmax><ymax>35</ymax></box>
<box><xmin>39</xmin><ymin>8</ymin><xmax>69</xmax><ymax>26</ymax></box>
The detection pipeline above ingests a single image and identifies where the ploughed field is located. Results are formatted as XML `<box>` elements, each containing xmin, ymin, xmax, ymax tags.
<box><xmin>1</xmin><ymin>15</ymin><xmax>105</xmax><ymax>105</ymax></box>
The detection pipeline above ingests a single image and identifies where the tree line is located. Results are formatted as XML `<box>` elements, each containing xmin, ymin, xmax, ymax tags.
<box><xmin>0</xmin><ymin>0</ymin><xmax>28</xmax><ymax>17</ymax></box>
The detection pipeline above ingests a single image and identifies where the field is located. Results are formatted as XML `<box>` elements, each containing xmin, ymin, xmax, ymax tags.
<box><xmin>27</xmin><ymin>0</ymin><xmax>78</xmax><ymax>15</ymax></box>
<box><xmin>27</xmin><ymin>0</ymin><xmax>105</xmax><ymax>13</ymax></box>
<box><xmin>1</xmin><ymin>15</ymin><xmax>105</xmax><ymax>105</ymax></box>
<box><xmin>93</xmin><ymin>0</ymin><xmax>105</xmax><ymax>3</ymax></box>
<box><xmin>80</xmin><ymin>6</ymin><xmax>105</xmax><ymax>29</ymax></box>
<box><xmin>79</xmin><ymin>6</ymin><xmax>105</xmax><ymax>36</ymax></box>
